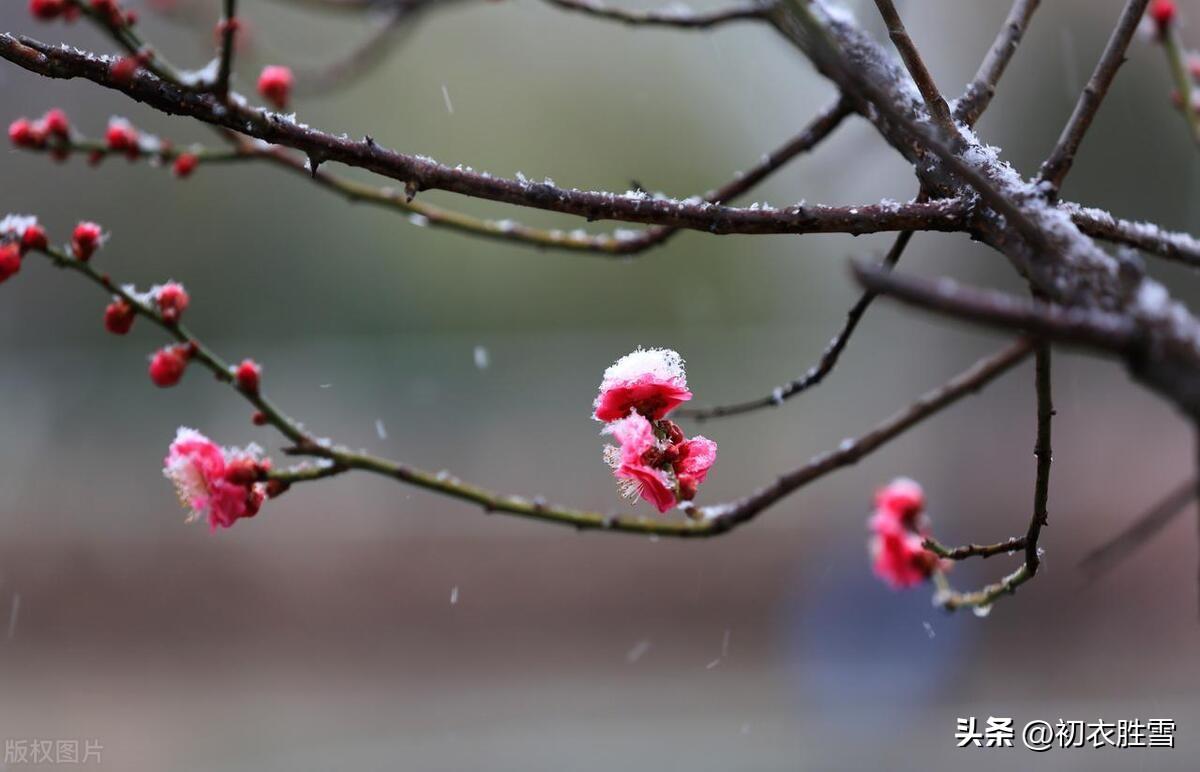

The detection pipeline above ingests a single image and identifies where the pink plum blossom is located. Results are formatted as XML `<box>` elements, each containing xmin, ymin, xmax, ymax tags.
<box><xmin>869</xmin><ymin>514</ymin><xmax>939</xmax><ymax>589</ymax></box>
<box><xmin>163</xmin><ymin>427</ymin><xmax>268</xmax><ymax>531</ymax></box>
<box><xmin>873</xmin><ymin>477</ymin><xmax>925</xmax><ymax>527</ymax></box>
<box><xmin>593</xmin><ymin>347</ymin><xmax>692</xmax><ymax>422</ymax></box>
<box><xmin>604</xmin><ymin>412</ymin><xmax>676</xmax><ymax>513</ymax></box>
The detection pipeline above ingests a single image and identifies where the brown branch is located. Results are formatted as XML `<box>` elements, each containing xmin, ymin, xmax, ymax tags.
<box><xmin>0</xmin><ymin>33</ymin><xmax>965</xmax><ymax>239</ymax></box>
<box><xmin>701</xmin><ymin>338</ymin><xmax>1036</xmax><ymax>532</ymax></box>
<box><xmin>954</xmin><ymin>0</ymin><xmax>1042</xmax><ymax>124</ymax></box>
<box><xmin>872</xmin><ymin>0</ymin><xmax>955</xmax><ymax>135</ymax></box>
<box><xmin>925</xmin><ymin>535</ymin><xmax>1027</xmax><ymax>560</ymax></box>
<box><xmin>540</xmin><ymin>0</ymin><xmax>772</xmax><ymax>29</ymax></box>
<box><xmin>1067</xmin><ymin>203</ymin><xmax>1200</xmax><ymax>268</ymax></box>
<box><xmin>1025</xmin><ymin>344</ymin><xmax>1053</xmax><ymax>575</ymax></box>
<box><xmin>1081</xmin><ymin>477</ymin><xmax>1196</xmax><ymax>577</ymax></box>
<box><xmin>1038</xmin><ymin>0</ymin><xmax>1150</xmax><ymax>192</ymax></box>
<box><xmin>680</xmin><ymin>225</ymin><xmax>917</xmax><ymax>420</ymax></box>
<box><xmin>852</xmin><ymin>262</ymin><xmax>1141</xmax><ymax>355</ymax></box>
<box><xmin>23</xmin><ymin>239</ymin><xmax>1031</xmax><ymax>538</ymax></box>
<box><xmin>214</xmin><ymin>0</ymin><xmax>238</xmax><ymax>97</ymax></box>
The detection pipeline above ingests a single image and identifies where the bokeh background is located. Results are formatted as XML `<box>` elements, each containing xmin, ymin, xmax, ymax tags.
<box><xmin>2</xmin><ymin>0</ymin><xmax>1200</xmax><ymax>769</ymax></box>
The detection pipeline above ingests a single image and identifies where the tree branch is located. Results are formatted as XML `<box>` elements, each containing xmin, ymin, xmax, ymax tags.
<box><xmin>954</xmin><ymin>0</ymin><xmax>1042</xmax><ymax>124</ymax></box>
<box><xmin>872</xmin><ymin>0</ymin><xmax>955</xmax><ymax>135</ymax></box>
<box><xmin>1038</xmin><ymin>0</ymin><xmax>1150</xmax><ymax>192</ymax></box>
<box><xmin>1081</xmin><ymin>477</ymin><xmax>1196</xmax><ymax>577</ymax></box>
<box><xmin>925</xmin><ymin>535</ymin><xmax>1027</xmax><ymax>560</ymax></box>
<box><xmin>540</xmin><ymin>0</ymin><xmax>772</xmax><ymax>29</ymax></box>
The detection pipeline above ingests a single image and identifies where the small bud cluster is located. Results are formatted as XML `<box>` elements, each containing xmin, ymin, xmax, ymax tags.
<box><xmin>30</xmin><ymin>0</ymin><xmax>137</xmax><ymax>27</ymax></box>
<box><xmin>0</xmin><ymin>215</ymin><xmax>49</xmax><ymax>284</ymax></box>
<box><xmin>867</xmin><ymin>478</ymin><xmax>942</xmax><ymax>589</ymax></box>
<box><xmin>9</xmin><ymin>109</ymin><xmax>205</xmax><ymax>178</ymax></box>
<box><xmin>593</xmin><ymin>348</ymin><xmax>717</xmax><ymax>514</ymax></box>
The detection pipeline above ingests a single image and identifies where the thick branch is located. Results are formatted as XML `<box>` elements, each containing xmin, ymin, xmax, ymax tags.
<box><xmin>852</xmin><ymin>262</ymin><xmax>1141</xmax><ymax>354</ymax></box>
<box><xmin>0</xmin><ymin>34</ymin><xmax>964</xmax><ymax>238</ymax></box>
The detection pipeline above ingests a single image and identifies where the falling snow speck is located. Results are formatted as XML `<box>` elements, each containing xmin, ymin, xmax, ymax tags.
<box><xmin>626</xmin><ymin>639</ymin><xmax>652</xmax><ymax>664</ymax></box>
<box><xmin>922</xmin><ymin>621</ymin><xmax>935</xmax><ymax>639</ymax></box>
<box><xmin>375</xmin><ymin>419</ymin><xmax>388</xmax><ymax>440</ymax></box>
<box><xmin>449</xmin><ymin>586</ymin><xmax>459</xmax><ymax>605</ymax></box>
<box><xmin>705</xmin><ymin>658</ymin><xmax>721</xmax><ymax>670</ymax></box>
<box><xmin>473</xmin><ymin>345</ymin><xmax>490</xmax><ymax>370</ymax></box>
<box><xmin>441</xmin><ymin>84</ymin><xmax>454</xmax><ymax>115</ymax></box>
<box><xmin>7</xmin><ymin>592</ymin><xmax>19</xmax><ymax>639</ymax></box>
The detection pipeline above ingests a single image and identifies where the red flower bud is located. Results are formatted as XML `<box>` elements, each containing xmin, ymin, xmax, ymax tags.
<box><xmin>251</xmin><ymin>410</ymin><xmax>268</xmax><ymax>426</ymax></box>
<box><xmin>71</xmin><ymin>221</ymin><xmax>103</xmax><ymax>261</ymax></box>
<box><xmin>20</xmin><ymin>223</ymin><xmax>48</xmax><ymax>253</ymax></box>
<box><xmin>41</xmin><ymin>108</ymin><xmax>70</xmax><ymax>139</ymax></box>
<box><xmin>104</xmin><ymin>117</ymin><xmax>140</xmax><ymax>158</ymax></box>
<box><xmin>110</xmin><ymin>55</ymin><xmax>140</xmax><ymax>85</ymax></box>
<box><xmin>172</xmin><ymin>152</ymin><xmax>198</xmax><ymax>178</ymax></box>
<box><xmin>1150</xmin><ymin>0</ymin><xmax>1177</xmax><ymax>35</ymax></box>
<box><xmin>256</xmin><ymin>65</ymin><xmax>294</xmax><ymax>110</ymax></box>
<box><xmin>8</xmin><ymin>118</ymin><xmax>43</xmax><ymax>149</ymax></box>
<box><xmin>235</xmin><ymin>359</ymin><xmax>261</xmax><ymax>393</ymax></box>
<box><xmin>155</xmin><ymin>282</ymin><xmax>189</xmax><ymax>323</ymax></box>
<box><xmin>103</xmin><ymin>298</ymin><xmax>136</xmax><ymax>335</ymax></box>
<box><xmin>29</xmin><ymin>0</ymin><xmax>67</xmax><ymax>20</ymax></box>
<box><xmin>0</xmin><ymin>243</ymin><xmax>22</xmax><ymax>284</ymax></box>
<box><xmin>149</xmin><ymin>345</ymin><xmax>189</xmax><ymax>387</ymax></box>
<box><xmin>224</xmin><ymin>457</ymin><xmax>261</xmax><ymax>486</ymax></box>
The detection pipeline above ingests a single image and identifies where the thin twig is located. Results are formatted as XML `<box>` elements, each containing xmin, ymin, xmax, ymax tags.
<box><xmin>955</xmin><ymin>0</ymin><xmax>1042</xmax><ymax>124</ymax></box>
<box><xmin>925</xmin><ymin>536</ymin><xmax>1027</xmax><ymax>560</ymax></box>
<box><xmin>1038</xmin><ymin>0</ymin><xmax>1151</xmax><ymax>192</ymax></box>
<box><xmin>540</xmin><ymin>0</ymin><xmax>772</xmax><ymax>29</ymax></box>
<box><xmin>23</xmin><ymin>243</ymin><xmax>1033</xmax><ymax>539</ymax></box>
<box><xmin>1066</xmin><ymin>203</ymin><xmax>1200</xmax><ymax>268</ymax></box>
<box><xmin>1161</xmin><ymin>21</ymin><xmax>1200</xmax><ymax>146</ymax></box>
<box><xmin>1025</xmin><ymin>344</ymin><xmax>1053</xmax><ymax>576</ymax></box>
<box><xmin>680</xmin><ymin>226</ymin><xmax>916</xmax><ymax>420</ymax></box>
<box><xmin>214</xmin><ymin>0</ymin><xmax>238</xmax><ymax>97</ymax></box>
<box><xmin>872</xmin><ymin>0</ymin><xmax>955</xmax><ymax>135</ymax></box>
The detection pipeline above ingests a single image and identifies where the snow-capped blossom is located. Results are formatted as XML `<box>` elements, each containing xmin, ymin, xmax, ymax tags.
<box><xmin>0</xmin><ymin>244</ymin><xmax>22</xmax><ymax>284</ymax></box>
<box><xmin>604</xmin><ymin>412</ymin><xmax>676</xmax><ymax>513</ymax></box>
<box><xmin>869</xmin><ymin>515</ymin><xmax>939</xmax><ymax>589</ymax></box>
<box><xmin>235</xmin><ymin>359</ymin><xmax>261</xmax><ymax>393</ymax></box>
<box><xmin>873</xmin><ymin>477</ymin><xmax>925</xmax><ymax>527</ymax></box>
<box><xmin>163</xmin><ymin>427</ymin><xmax>269</xmax><ymax>531</ymax></box>
<box><xmin>172</xmin><ymin>152</ymin><xmax>198</xmax><ymax>178</ymax></box>
<box><xmin>0</xmin><ymin>215</ymin><xmax>40</xmax><ymax>241</ymax></box>
<box><xmin>257</xmin><ymin>65</ymin><xmax>293</xmax><ymax>110</ymax></box>
<box><xmin>149</xmin><ymin>345</ymin><xmax>189</xmax><ymax>387</ymax></box>
<box><xmin>593</xmin><ymin>347</ymin><xmax>693</xmax><ymax>422</ymax></box>
<box><xmin>105</xmin><ymin>117</ymin><xmax>140</xmax><ymax>158</ymax></box>
<box><xmin>155</xmin><ymin>282</ymin><xmax>189</xmax><ymax>323</ymax></box>
<box><xmin>71</xmin><ymin>221</ymin><xmax>104</xmax><ymax>261</ymax></box>
<box><xmin>103</xmin><ymin>298</ymin><xmax>136</xmax><ymax>335</ymax></box>
<box><xmin>21</xmin><ymin>223</ymin><xmax>48</xmax><ymax>253</ymax></box>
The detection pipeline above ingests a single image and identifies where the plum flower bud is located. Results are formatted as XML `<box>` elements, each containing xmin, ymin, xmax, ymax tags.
<box><xmin>20</xmin><ymin>223</ymin><xmax>48</xmax><ymax>253</ymax></box>
<box><xmin>0</xmin><ymin>243</ymin><xmax>22</xmax><ymax>284</ymax></box>
<box><xmin>149</xmin><ymin>345</ymin><xmax>189</xmax><ymax>387</ymax></box>
<box><xmin>867</xmin><ymin>478</ymin><xmax>939</xmax><ymax>589</ymax></box>
<box><xmin>8</xmin><ymin>118</ymin><xmax>43</xmax><ymax>149</ymax></box>
<box><xmin>1150</xmin><ymin>0</ymin><xmax>1177</xmax><ymax>36</ymax></box>
<box><xmin>593</xmin><ymin>347</ymin><xmax>693</xmax><ymax>422</ymax></box>
<box><xmin>869</xmin><ymin>516</ymin><xmax>939</xmax><ymax>589</ymax></box>
<box><xmin>172</xmin><ymin>152</ymin><xmax>198</xmax><ymax>178</ymax></box>
<box><xmin>29</xmin><ymin>0</ymin><xmax>68</xmax><ymax>20</ymax></box>
<box><xmin>163</xmin><ymin>427</ymin><xmax>270</xmax><ymax>531</ymax></box>
<box><xmin>105</xmin><ymin>117</ymin><xmax>140</xmax><ymax>159</ymax></box>
<box><xmin>71</xmin><ymin>221</ymin><xmax>104</xmax><ymax>261</ymax></box>
<box><xmin>40</xmin><ymin>108</ymin><xmax>70</xmax><ymax>141</ymax></box>
<box><xmin>873</xmin><ymin>477</ymin><xmax>925</xmax><ymax>527</ymax></box>
<box><xmin>155</xmin><ymin>281</ymin><xmax>189</xmax><ymax>323</ymax></box>
<box><xmin>103</xmin><ymin>298</ymin><xmax>136</xmax><ymax>335</ymax></box>
<box><xmin>235</xmin><ymin>359</ymin><xmax>261</xmax><ymax>393</ymax></box>
<box><xmin>257</xmin><ymin>65</ymin><xmax>294</xmax><ymax>110</ymax></box>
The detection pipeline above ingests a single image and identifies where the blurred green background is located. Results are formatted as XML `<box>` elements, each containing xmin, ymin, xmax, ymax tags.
<box><xmin>2</xmin><ymin>0</ymin><xmax>1200</xmax><ymax>769</ymax></box>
